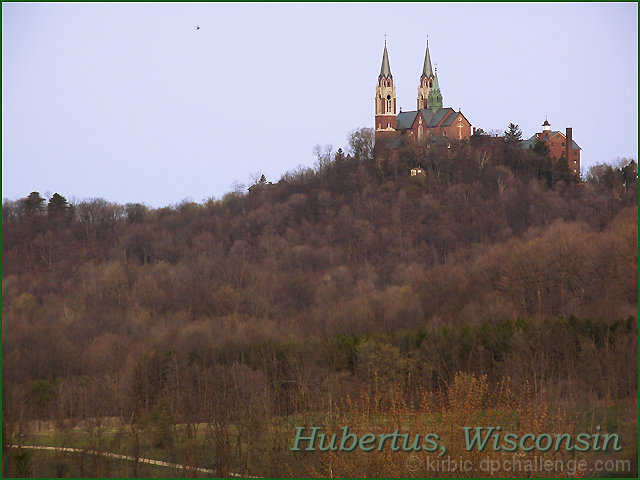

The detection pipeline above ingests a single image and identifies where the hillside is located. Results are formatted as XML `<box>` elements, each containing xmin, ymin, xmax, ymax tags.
<box><xmin>2</xmin><ymin>134</ymin><xmax>638</xmax><ymax>476</ymax></box>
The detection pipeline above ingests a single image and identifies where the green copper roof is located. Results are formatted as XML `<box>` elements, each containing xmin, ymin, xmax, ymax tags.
<box><xmin>432</xmin><ymin>69</ymin><xmax>440</xmax><ymax>90</ymax></box>
<box><xmin>379</xmin><ymin>42</ymin><xmax>392</xmax><ymax>79</ymax></box>
<box><xmin>421</xmin><ymin>41</ymin><xmax>433</xmax><ymax>79</ymax></box>
<box><xmin>427</xmin><ymin>70</ymin><xmax>443</xmax><ymax>112</ymax></box>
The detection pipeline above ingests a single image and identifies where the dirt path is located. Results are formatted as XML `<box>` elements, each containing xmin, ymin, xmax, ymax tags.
<box><xmin>13</xmin><ymin>445</ymin><xmax>252</xmax><ymax>477</ymax></box>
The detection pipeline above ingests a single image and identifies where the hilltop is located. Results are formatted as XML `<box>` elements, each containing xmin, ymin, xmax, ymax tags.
<box><xmin>3</xmin><ymin>130</ymin><xmax>637</xmax><ymax>337</ymax></box>
<box><xmin>2</xmin><ymin>130</ymin><xmax>637</xmax><ymax>476</ymax></box>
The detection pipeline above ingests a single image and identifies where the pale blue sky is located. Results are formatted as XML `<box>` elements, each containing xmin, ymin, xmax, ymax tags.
<box><xmin>2</xmin><ymin>2</ymin><xmax>638</xmax><ymax>207</ymax></box>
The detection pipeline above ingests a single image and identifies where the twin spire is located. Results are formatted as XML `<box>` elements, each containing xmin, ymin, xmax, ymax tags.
<box><xmin>379</xmin><ymin>41</ymin><xmax>392</xmax><ymax>79</ymax></box>
<box><xmin>421</xmin><ymin>40</ymin><xmax>433</xmax><ymax>79</ymax></box>
<box><xmin>378</xmin><ymin>39</ymin><xmax>442</xmax><ymax>113</ymax></box>
<box><xmin>379</xmin><ymin>40</ymin><xmax>435</xmax><ymax>80</ymax></box>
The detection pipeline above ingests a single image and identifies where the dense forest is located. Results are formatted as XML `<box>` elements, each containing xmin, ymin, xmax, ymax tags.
<box><xmin>2</xmin><ymin>128</ymin><xmax>638</xmax><ymax>477</ymax></box>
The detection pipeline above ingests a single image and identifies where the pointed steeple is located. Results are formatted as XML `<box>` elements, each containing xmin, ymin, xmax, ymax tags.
<box><xmin>427</xmin><ymin>67</ymin><xmax>443</xmax><ymax>112</ymax></box>
<box><xmin>379</xmin><ymin>41</ymin><xmax>392</xmax><ymax>79</ymax></box>
<box><xmin>417</xmin><ymin>40</ymin><xmax>434</xmax><ymax>109</ymax></box>
<box><xmin>420</xmin><ymin>41</ymin><xmax>433</xmax><ymax>79</ymax></box>
<box><xmin>375</xmin><ymin>39</ymin><xmax>397</xmax><ymax>128</ymax></box>
<box><xmin>431</xmin><ymin>68</ymin><xmax>440</xmax><ymax>90</ymax></box>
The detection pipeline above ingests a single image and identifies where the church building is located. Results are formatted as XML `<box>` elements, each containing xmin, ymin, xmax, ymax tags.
<box><xmin>374</xmin><ymin>41</ymin><xmax>472</xmax><ymax>148</ymax></box>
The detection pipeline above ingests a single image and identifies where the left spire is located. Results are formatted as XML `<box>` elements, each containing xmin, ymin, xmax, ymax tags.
<box><xmin>379</xmin><ymin>41</ymin><xmax>392</xmax><ymax>79</ymax></box>
<box><xmin>421</xmin><ymin>40</ymin><xmax>433</xmax><ymax>79</ymax></box>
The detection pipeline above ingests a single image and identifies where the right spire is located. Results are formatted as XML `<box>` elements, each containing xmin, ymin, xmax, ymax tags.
<box><xmin>427</xmin><ymin>67</ymin><xmax>443</xmax><ymax>112</ymax></box>
<box><xmin>417</xmin><ymin>40</ymin><xmax>436</xmax><ymax>110</ymax></box>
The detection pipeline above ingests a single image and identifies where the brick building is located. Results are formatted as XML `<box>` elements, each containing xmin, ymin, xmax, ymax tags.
<box><xmin>521</xmin><ymin>119</ymin><xmax>581</xmax><ymax>175</ymax></box>
<box><xmin>374</xmin><ymin>41</ymin><xmax>472</xmax><ymax>150</ymax></box>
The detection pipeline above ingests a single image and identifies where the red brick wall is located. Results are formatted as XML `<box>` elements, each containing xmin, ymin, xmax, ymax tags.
<box><xmin>444</xmin><ymin>120</ymin><xmax>471</xmax><ymax>140</ymax></box>
<box><xmin>545</xmin><ymin>133</ymin><xmax>568</xmax><ymax>160</ymax></box>
<box><xmin>536</xmin><ymin>131</ymin><xmax>581</xmax><ymax>175</ymax></box>
<box><xmin>440</xmin><ymin>113</ymin><xmax>472</xmax><ymax>140</ymax></box>
<box><xmin>375</xmin><ymin>114</ymin><xmax>397</xmax><ymax>131</ymax></box>
<box><xmin>568</xmin><ymin>149</ymin><xmax>580</xmax><ymax>175</ymax></box>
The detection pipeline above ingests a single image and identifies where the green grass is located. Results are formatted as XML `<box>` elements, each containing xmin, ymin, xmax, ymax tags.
<box><xmin>6</xmin><ymin>405</ymin><xmax>637</xmax><ymax>478</ymax></box>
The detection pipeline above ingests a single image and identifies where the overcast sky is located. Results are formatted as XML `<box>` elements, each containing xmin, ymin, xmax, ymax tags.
<box><xmin>3</xmin><ymin>2</ymin><xmax>638</xmax><ymax>207</ymax></box>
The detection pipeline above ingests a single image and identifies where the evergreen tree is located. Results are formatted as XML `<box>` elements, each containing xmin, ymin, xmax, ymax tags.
<box><xmin>532</xmin><ymin>139</ymin><xmax>549</xmax><ymax>157</ymax></box>
<box><xmin>504</xmin><ymin>123</ymin><xmax>522</xmax><ymax>144</ymax></box>
<box><xmin>47</xmin><ymin>193</ymin><xmax>69</xmax><ymax>214</ymax></box>
<box><xmin>21</xmin><ymin>191</ymin><xmax>45</xmax><ymax>216</ymax></box>
<box><xmin>553</xmin><ymin>155</ymin><xmax>573</xmax><ymax>183</ymax></box>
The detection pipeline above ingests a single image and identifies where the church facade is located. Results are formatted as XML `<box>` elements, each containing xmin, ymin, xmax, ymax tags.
<box><xmin>374</xmin><ymin>41</ymin><xmax>472</xmax><ymax>148</ymax></box>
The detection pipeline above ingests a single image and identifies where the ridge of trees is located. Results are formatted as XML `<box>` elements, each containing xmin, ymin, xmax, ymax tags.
<box><xmin>2</xmin><ymin>127</ymin><xmax>637</xmax><ymax>475</ymax></box>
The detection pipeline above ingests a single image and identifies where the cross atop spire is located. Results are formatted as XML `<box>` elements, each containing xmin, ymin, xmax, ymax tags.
<box><xmin>432</xmin><ymin>67</ymin><xmax>440</xmax><ymax>90</ymax></box>
<box><xmin>421</xmin><ymin>40</ymin><xmax>433</xmax><ymax>79</ymax></box>
<box><xmin>379</xmin><ymin>40</ymin><xmax>392</xmax><ymax>79</ymax></box>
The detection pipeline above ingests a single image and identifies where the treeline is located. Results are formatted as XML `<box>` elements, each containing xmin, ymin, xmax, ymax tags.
<box><xmin>2</xmin><ymin>130</ymin><xmax>638</xmax><ymax>475</ymax></box>
<box><xmin>6</xmin><ymin>315</ymin><xmax>635</xmax><ymax>420</ymax></box>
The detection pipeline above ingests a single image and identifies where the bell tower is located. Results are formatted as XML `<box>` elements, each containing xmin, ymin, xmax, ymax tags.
<box><xmin>427</xmin><ymin>67</ymin><xmax>443</xmax><ymax>112</ymax></box>
<box><xmin>375</xmin><ymin>41</ymin><xmax>397</xmax><ymax>132</ymax></box>
<box><xmin>417</xmin><ymin>40</ymin><xmax>434</xmax><ymax>110</ymax></box>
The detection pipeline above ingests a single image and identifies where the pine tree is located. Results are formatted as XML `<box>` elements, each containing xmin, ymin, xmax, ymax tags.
<box><xmin>504</xmin><ymin>123</ymin><xmax>522</xmax><ymax>144</ymax></box>
<box><xmin>21</xmin><ymin>191</ymin><xmax>45</xmax><ymax>216</ymax></box>
<box><xmin>47</xmin><ymin>193</ymin><xmax>69</xmax><ymax>214</ymax></box>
